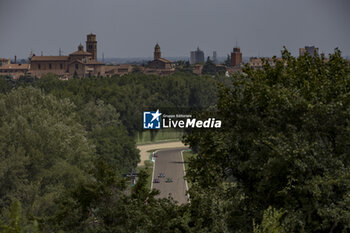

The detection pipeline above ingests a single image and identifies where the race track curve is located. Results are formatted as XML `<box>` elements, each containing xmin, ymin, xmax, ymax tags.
<box><xmin>152</xmin><ymin>148</ymin><xmax>189</xmax><ymax>204</ymax></box>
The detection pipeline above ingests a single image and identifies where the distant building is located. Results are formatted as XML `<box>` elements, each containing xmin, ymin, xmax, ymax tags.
<box><xmin>190</xmin><ymin>47</ymin><xmax>205</xmax><ymax>65</ymax></box>
<box><xmin>0</xmin><ymin>64</ymin><xmax>30</xmax><ymax>79</ymax></box>
<box><xmin>226</xmin><ymin>66</ymin><xmax>242</xmax><ymax>76</ymax></box>
<box><xmin>299</xmin><ymin>46</ymin><xmax>319</xmax><ymax>57</ymax></box>
<box><xmin>249</xmin><ymin>57</ymin><xmax>284</xmax><ymax>70</ymax></box>
<box><xmin>154</xmin><ymin>43</ymin><xmax>161</xmax><ymax>60</ymax></box>
<box><xmin>192</xmin><ymin>64</ymin><xmax>204</xmax><ymax>75</ymax></box>
<box><xmin>105</xmin><ymin>64</ymin><xmax>134</xmax><ymax>76</ymax></box>
<box><xmin>28</xmin><ymin>34</ymin><xmax>105</xmax><ymax>78</ymax></box>
<box><xmin>148</xmin><ymin>43</ymin><xmax>174</xmax><ymax>70</ymax></box>
<box><xmin>0</xmin><ymin>58</ymin><xmax>10</xmax><ymax>66</ymax></box>
<box><xmin>231</xmin><ymin>47</ymin><xmax>242</xmax><ymax>67</ymax></box>
<box><xmin>212</xmin><ymin>51</ymin><xmax>217</xmax><ymax>64</ymax></box>
<box><xmin>86</xmin><ymin>33</ymin><xmax>97</xmax><ymax>61</ymax></box>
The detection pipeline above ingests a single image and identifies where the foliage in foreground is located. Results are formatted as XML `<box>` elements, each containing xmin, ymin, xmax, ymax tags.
<box><xmin>1</xmin><ymin>51</ymin><xmax>350</xmax><ymax>232</ymax></box>
<box><xmin>0</xmin><ymin>87</ymin><xmax>139</xmax><ymax>232</ymax></box>
<box><xmin>0</xmin><ymin>87</ymin><xmax>94</xmax><ymax>221</ymax></box>
<box><xmin>184</xmin><ymin>49</ymin><xmax>350</xmax><ymax>232</ymax></box>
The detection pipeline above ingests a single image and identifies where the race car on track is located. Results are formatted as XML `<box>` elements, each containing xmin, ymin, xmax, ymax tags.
<box><xmin>158</xmin><ymin>173</ymin><xmax>165</xmax><ymax>178</ymax></box>
<box><xmin>153</xmin><ymin>178</ymin><xmax>160</xmax><ymax>183</ymax></box>
<box><xmin>165</xmin><ymin>178</ymin><xmax>173</xmax><ymax>183</ymax></box>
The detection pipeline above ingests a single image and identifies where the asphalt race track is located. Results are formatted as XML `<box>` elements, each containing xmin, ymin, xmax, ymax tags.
<box><xmin>152</xmin><ymin>147</ymin><xmax>189</xmax><ymax>204</ymax></box>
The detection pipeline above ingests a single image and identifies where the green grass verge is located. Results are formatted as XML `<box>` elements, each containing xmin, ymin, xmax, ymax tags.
<box><xmin>136</xmin><ymin>160</ymin><xmax>154</xmax><ymax>191</ymax></box>
<box><xmin>182</xmin><ymin>150</ymin><xmax>196</xmax><ymax>189</ymax></box>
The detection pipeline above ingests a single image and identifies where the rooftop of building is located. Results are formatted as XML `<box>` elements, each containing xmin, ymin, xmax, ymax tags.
<box><xmin>155</xmin><ymin>58</ymin><xmax>172</xmax><ymax>63</ymax></box>
<box><xmin>85</xmin><ymin>60</ymin><xmax>104</xmax><ymax>65</ymax></box>
<box><xmin>0</xmin><ymin>64</ymin><xmax>30</xmax><ymax>70</ymax></box>
<box><xmin>30</xmin><ymin>56</ymin><xmax>69</xmax><ymax>61</ymax></box>
<box><xmin>70</xmin><ymin>50</ymin><xmax>92</xmax><ymax>56</ymax></box>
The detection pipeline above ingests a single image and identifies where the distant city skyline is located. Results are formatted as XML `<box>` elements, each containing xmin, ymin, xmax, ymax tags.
<box><xmin>0</xmin><ymin>0</ymin><xmax>349</xmax><ymax>59</ymax></box>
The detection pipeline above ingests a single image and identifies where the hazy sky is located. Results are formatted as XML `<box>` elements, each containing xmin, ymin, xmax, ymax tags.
<box><xmin>0</xmin><ymin>0</ymin><xmax>349</xmax><ymax>59</ymax></box>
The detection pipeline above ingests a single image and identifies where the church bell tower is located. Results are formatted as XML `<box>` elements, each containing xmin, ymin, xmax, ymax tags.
<box><xmin>154</xmin><ymin>43</ymin><xmax>161</xmax><ymax>60</ymax></box>
<box><xmin>86</xmin><ymin>33</ymin><xmax>97</xmax><ymax>61</ymax></box>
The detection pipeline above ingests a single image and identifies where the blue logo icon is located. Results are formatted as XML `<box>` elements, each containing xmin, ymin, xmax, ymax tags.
<box><xmin>143</xmin><ymin>110</ymin><xmax>162</xmax><ymax>129</ymax></box>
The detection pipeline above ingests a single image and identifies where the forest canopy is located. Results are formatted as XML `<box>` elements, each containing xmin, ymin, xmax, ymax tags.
<box><xmin>1</xmin><ymin>50</ymin><xmax>350</xmax><ymax>232</ymax></box>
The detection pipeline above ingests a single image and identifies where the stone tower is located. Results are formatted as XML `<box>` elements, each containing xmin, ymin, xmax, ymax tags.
<box><xmin>231</xmin><ymin>47</ymin><xmax>242</xmax><ymax>67</ymax></box>
<box><xmin>86</xmin><ymin>33</ymin><xmax>97</xmax><ymax>61</ymax></box>
<box><xmin>154</xmin><ymin>43</ymin><xmax>161</xmax><ymax>60</ymax></box>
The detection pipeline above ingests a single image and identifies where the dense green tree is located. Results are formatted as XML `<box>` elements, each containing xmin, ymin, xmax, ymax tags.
<box><xmin>1</xmin><ymin>201</ymin><xmax>22</xmax><ymax>233</ymax></box>
<box><xmin>32</xmin><ymin>73</ymin><xmax>218</xmax><ymax>135</ymax></box>
<box><xmin>131</xmin><ymin>65</ymin><xmax>142</xmax><ymax>74</ymax></box>
<box><xmin>50</xmin><ymin>162</ymin><xmax>187</xmax><ymax>233</ymax></box>
<box><xmin>253</xmin><ymin>207</ymin><xmax>286</xmax><ymax>233</ymax></box>
<box><xmin>0</xmin><ymin>200</ymin><xmax>40</xmax><ymax>233</ymax></box>
<box><xmin>202</xmin><ymin>57</ymin><xmax>225</xmax><ymax>76</ymax></box>
<box><xmin>0</xmin><ymin>73</ymin><xmax>221</xmax><ymax>232</ymax></box>
<box><xmin>184</xmin><ymin>49</ymin><xmax>350</xmax><ymax>232</ymax></box>
<box><xmin>92</xmin><ymin>125</ymin><xmax>139</xmax><ymax>174</ymax></box>
<box><xmin>0</xmin><ymin>87</ymin><xmax>94</xmax><ymax>221</ymax></box>
<box><xmin>175</xmin><ymin>61</ymin><xmax>194</xmax><ymax>75</ymax></box>
<box><xmin>202</xmin><ymin>57</ymin><xmax>217</xmax><ymax>76</ymax></box>
<box><xmin>0</xmin><ymin>77</ymin><xmax>15</xmax><ymax>94</ymax></box>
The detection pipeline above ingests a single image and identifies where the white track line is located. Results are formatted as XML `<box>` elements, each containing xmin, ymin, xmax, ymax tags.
<box><xmin>181</xmin><ymin>150</ymin><xmax>190</xmax><ymax>202</ymax></box>
<box><xmin>150</xmin><ymin>151</ymin><xmax>158</xmax><ymax>190</ymax></box>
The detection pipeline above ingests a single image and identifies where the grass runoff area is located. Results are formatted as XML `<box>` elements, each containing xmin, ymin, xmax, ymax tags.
<box><xmin>136</xmin><ymin>129</ymin><xmax>184</xmax><ymax>145</ymax></box>
<box><xmin>136</xmin><ymin>149</ymin><xmax>163</xmax><ymax>190</ymax></box>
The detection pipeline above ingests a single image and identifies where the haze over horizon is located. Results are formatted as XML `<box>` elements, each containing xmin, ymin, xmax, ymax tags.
<box><xmin>0</xmin><ymin>0</ymin><xmax>349</xmax><ymax>60</ymax></box>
